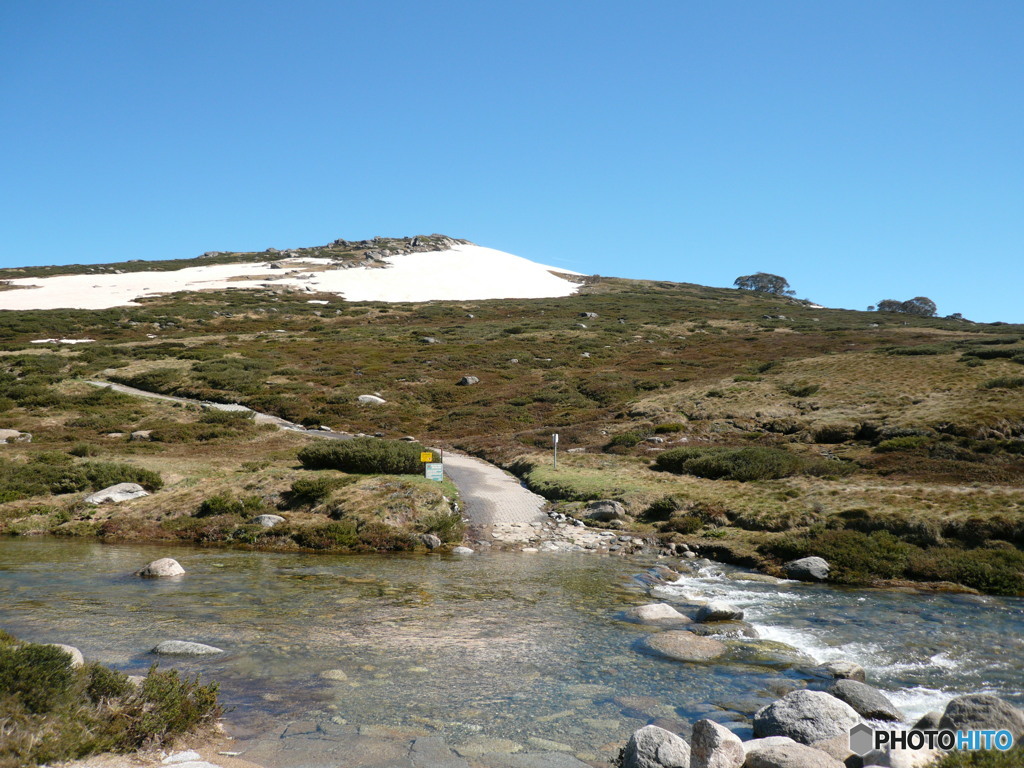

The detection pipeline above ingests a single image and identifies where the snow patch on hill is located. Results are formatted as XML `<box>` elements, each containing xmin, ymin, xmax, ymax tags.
<box><xmin>0</xmin><ymin>245</ymin><xmax>584</xmax><ymax>310</ymax></box>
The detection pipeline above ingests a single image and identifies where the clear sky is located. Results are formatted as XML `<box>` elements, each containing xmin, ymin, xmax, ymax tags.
<box><xmin>1</xmin><ymin>1</ymin><xmax>1021</xmax><ymax>322</ymax></box>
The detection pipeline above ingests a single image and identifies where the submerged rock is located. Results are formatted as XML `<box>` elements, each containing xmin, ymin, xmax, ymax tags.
<box><xmin>152</xmin><ymin>640</ymin><xmax>224</xmax><ymax>656</ymax></box>
<box><xmin>137</xmin><ymin>558</ymin><xmax>185</xmax><ymax>577</ymax></box>
<box><xmin>622</xmin><ymin>725</ymin><xmax>691</xmax><ymax>768</ymax></box>
<box><xmin>753</xmin><ymin>690</ymin><xmax>861</xmax><ymax>744</ymax></box>
<box><xmin>724</xmin><ymin>640</ymin><xmax>816</xmax><ymax>669</ymax></box>
<box><xmin>687</xmin><ymin>621</ymin><xmax>758</xmax><ymax>639</ymax></box>
<box><xmin>641</xmin><ymin>631</ymin><xmax>727</xmax><ymax>662</ymax></box>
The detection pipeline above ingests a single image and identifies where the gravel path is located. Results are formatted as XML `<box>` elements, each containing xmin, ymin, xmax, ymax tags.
<box><xmin>441</xmin><ymin>453</ymin><xmax>548</xmax><ymax>529</ymax></box>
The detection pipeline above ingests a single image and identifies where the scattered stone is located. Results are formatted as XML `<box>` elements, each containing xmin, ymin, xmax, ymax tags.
<box><xmin>319</xmin><ymin>669</ymin><xmax>348</xmax><ymax>682</ymax></box>
<box><xmin>357</xmin><ymin>394</ymin><xmax>386</xmax><ymax>404</ymax></box>
<box><xmin>151</xmin><ymin>640</ymin><xmax>224</xmax><ymax>656</ymax></box>
<box><xmin>938</xmin><ymin>693</ymin><xmax>1024</xmax><ymax>739</ymax></box>
<box><xmin>130</xmin><ymin>429</ymin><xmax>153</xmax><ymax>441</ymax></box>
<box><xmin>401</xmin><ymin>435</ymin><xmax>418</xmax><ymax>441</ymax></box>
<box><xmin>745</xmin><ymin>742</ymin><xmax>844</xmax><ymax>768</ymax></box>
<box><xmin>622</xmin><ymin>725</ymin><xmax>691</xmax><ymax>768</ymax></box>
<box><xmin>910</xmin><ymin>711</ymin><xmax>942</xmax><ymax>732</ymax></box>
<box><xmin>753</xmin><ymin>690</ymin><xmax>861</xmax><ymax>744</ymax></box>
<box><xmin>452</xmin><ymin>546</ymin><xmax>475</xmax><ymax>554</ymax></box>
<box><xmin>624</xmin><ymin>603</ymin><xmax>691</xmax><ymax>625</ymax></box>
<box><xmin>687</xmin><ymin>622</ymin><xmax>759</xmax><ymax>639</ymax></box>
<box><xmin>457</xmin><ymin>376</ymin><xmax>480</xmax><ymax>386</ymax></box>
<box><xmin>690</xmin><ymin>719</ymin><xmax>744</xmax><ymax>768</ymax></box>
<box><xmin>696</xmin><ymin>600</ymin><xmax>744</xmax><ymax>622</ymax></box>
<box><xmin>742</xmin><ymin>737</ymin><xmax>799</xmax><ymax>754</ymax></box>
<box><xmin>641</xmin><ymin>631</ymin><xmax>727</xmax><ymax>662</ymax></box>
<box><xmin>163</xmin><ymin>751</ymin><xmax>202</xmax><ymax>764</ymax></box>
<box><xmin>421</xmin><ymin>337</ymin><xmax>441</xmax><ymax>344</ymax></box>
<box><xmin>252</xmin><ymin>514</ymin><xmax>285</xmax><ymax>527</ymax></box>
<box><xmin>0</xmin><ymin>429</ymin><xmax>32</xmax><ymax>444</ymax></box>
<box><xmin>827</xmin><ymin>679</ymin><xmax>902</xmax><ymax>721</ymax></box>
<box><xmin>46</xmin><ymin>643</ymin><xmax>84</xmax><ymax>668</ymax></box>
<box><xmin>137</xmin><ymin>557</ymin><xmax>185</xmax><ymax>577</ymax></box>
<box><xmin>85</xmin><ymin>482</ymin><xmax>149</xmax><ymax>504</ymax></box>
<box><xmin>580</xmin><ymin>312</ymin><xmax>599</xmax><ymax>318</ymax></box>
<box><xmin>585</xmin><ymin>499</ymin><xmax>629</xmax><ymax>521</ymax></box>
<box><xmin>820</xmin><ymin>659</ymin><xmax>866</xmax><ymax>682</ymax></box>
<box><xmin>420</xmin><ymin>533</ymin><xmax>443</xmax><ymax>550</ymax></box>
<box><xmin>784</xmin><ymin>557</ymin><xmax>831</xmax><ymax>581</ymax></box>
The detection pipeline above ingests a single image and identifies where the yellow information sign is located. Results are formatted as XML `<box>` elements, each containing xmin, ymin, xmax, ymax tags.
<box><xmin>420</xmin><ymin>452</ymin><xmax>433</xmax><ymax>463</ymax></box>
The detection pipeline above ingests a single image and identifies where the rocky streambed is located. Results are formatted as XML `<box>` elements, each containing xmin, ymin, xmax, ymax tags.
<box><xmin>1</xmin><ymin>538</ymin><xmax>1021</xmax><ymax>767</ymax></box>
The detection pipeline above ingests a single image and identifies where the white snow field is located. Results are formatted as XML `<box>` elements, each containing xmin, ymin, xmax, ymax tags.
<box><xmin>0</xmin><ymin>244</ymin><xmax>583</xmax><ymax>310</ymax></box>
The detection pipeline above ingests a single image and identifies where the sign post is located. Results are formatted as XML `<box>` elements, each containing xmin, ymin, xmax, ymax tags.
<box><xmin>422</xmin><ymin>450</ymin><xmax>443</xmax><ymax>481</ymax></box>
<box><xmin>552</xmin><ymin>432</ymin><xmax>558</xmax><ymax>469</ymax></box>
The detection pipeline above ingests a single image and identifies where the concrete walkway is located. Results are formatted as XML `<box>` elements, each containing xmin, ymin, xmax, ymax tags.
<box><xmin>441</xmin><ymin>453</ymin><xmax>548</xmax><ymax>533</ymax></box>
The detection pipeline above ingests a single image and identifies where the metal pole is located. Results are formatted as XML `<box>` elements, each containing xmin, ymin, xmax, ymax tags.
<box><xmin>553</xmin><ymin>433</ymin><xmax>558</xmax><ymax>469</ymax></box>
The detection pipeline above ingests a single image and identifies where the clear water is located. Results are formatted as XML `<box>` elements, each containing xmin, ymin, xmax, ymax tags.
<box><xmin>1</xmin><ymin>539</ymin><xmax>1021</xmax><ymax>761</ymax></box>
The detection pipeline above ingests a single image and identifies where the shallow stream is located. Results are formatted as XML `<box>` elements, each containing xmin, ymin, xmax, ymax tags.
<box><xmin>1</xmin><ymin>539</ymin><xmax>1021</xmax><ymax>761</ymax></box>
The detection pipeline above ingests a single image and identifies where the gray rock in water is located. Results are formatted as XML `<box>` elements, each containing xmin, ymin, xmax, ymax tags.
<box><xmin>641</xmin><ymin>631</ymin><xmax>727</xmax><ymax>662</ymax></box>
<box><xmin>819</xmin><ymin>659</ymin><xmax>866</xmax><ymax>682</ymax></box>
<box><xmin>784</xmin><ymin>557</ymin><xmax>830</xmax><ymax>581</ymax></box>
<box><xmin>724</xmin><ymin>640</ymin><xmax>816</xmax><ymax>670</ymax></box>
<box><xmin>585</xmin><ymin>499</ymin><xmax>629</xmax><ymax>521</ymax></box>
<box><xmin>137</xmin><ymin>558</ymin><xmax>185</xmax><ymax>578</ymax></box>
<box><xmin>622</xmin><ymin>725</ymin><xmax>691</xmax><ymax>768</ymax></box>
<box><xmin>910</xmin><ymin>711</ymin><xmax>942</xmax><ymax>732</ymax></box>
<box><xmin>687</xmin><ymin>621</ymin><xmax>759</xmax><ymax>639</ymax></box>
<box><xmin>753</xmin><ymin>690</ymin><xmax>861</xmax><ymax>744</ymax></box>
<box><xmin>152</xmin><ymin>640</ymin><xmax>224</xmax><ymax>656</ymax></box>
<box><xmin>624</xmin><ymin>603</ymin><xmax>691</xmax><ymax>625</ymax></box>
<box><xmin>938</xmin><ymin>694</ymin><xmax>1024</xmax><ymax>739</ymax></box>
<box><xmin>745</xmin><ymin>743</ymin><xmax>844</xmax><ymax>768</ymax></box>
<box><xmin>696</xmin><ymin>600</ymin><xmax>744</xmax><ymax>622</ymax></box>
<box><xmin>456</xmin><ymin>376</ymin><xmax>480</xmax><ymax>386</ymax></box>
<box><xmin>252</xmin><ymin>514</ymin><xmax>285</xmax><ymax>527</ymax></box>
<box><xmin>46</xmin><ymin>643</ymin><xmax>84</xmax><ymax>668</ymax></box>
<box><xmin>690</xmin><ymin>719</ymin><xmax>744</xmax><ymax>768</ymax></box>
<box><xmin>827</xmin><ymin>679</ymin><xmax>902</xmax><ymax>721</ymax></box>
<box><xmin>420</xmin><ymin>533</ymin><xmax>443</xmax><ymax>550</ymax></box>
<box><xmin>85</xmin><ymin>482</ymin><xmax>149</xmax><ymax>504</ymax></box>
<box><xmin>357</xmin><ymin>394</ymin><xmax>386</xmax><ymax>404</ymax></box>
<box><xmin>451</xmin><ymin>546</ymin><xmax>475</xmax><ymax>555</ymax></box>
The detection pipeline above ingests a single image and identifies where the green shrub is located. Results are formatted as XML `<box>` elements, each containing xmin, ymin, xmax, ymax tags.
<box><xmin>288</xmin><ymin>474</ymin><xmax>354</xmax><ymax>506</ymax></box>
<box><xmin>875</xmin><ymin>435</ymin><xmax>933</xmax><ymax>452</ymax></box>
<box><xmin>0</xmin><ymin>455</ymin><xmax>162</xmax><ymax>502</ymax></box>
<box><xmin>982</xmin><ymin>376</ymin><xmax>1024</xmax><ymax>390</ymax></box>
<box><xmin>604</xmin><ymin>431</ymin><xmax>645</xmax><ymax>450</ymax></box>
<box><xmin>933</xmin><ymin>746</ymin><xmax>1023</xmax><ymax>767</ymax></box>
<box><xmin>0</xmin><ymin>642</ymin><xmax>77</xmax><ymax>714</ymax></box>
<box><xmin>643</xmin><ymin>494</ymin><xmax>688</xmax><ymax>521</ymax></box>
<box><xmin>653</xmin><ymin>423</ymin><xmax>686</xmax><ymax>434</ymax></box>
<box><xmin>654</xmin><ymin>446</ymin><xmax>803</xmax><ymax>481</ymax></box>
<box><xmin>292</xmin><ymin>520</ymin><xmax>360</xmax><ymax>549</ymax></box>
<box><xmin>659</xmin><ymin>516</ymin><xmax>703</xmax><ymax>534</ymax></box>
<box><xmin>85</xmin><ymin>663</ymin><xmax>133</xmax><ymax>703</ymax></box>
<box><xmin>196</xmin><ymin>493</ymin><xmax>267</xmax><ymax>518</ymax></box>
<box><xmin>779</xmin><ymin>382</ymin><xmax>820</xmax><ymax>397</ymax></box>
<box><xmin>297</xmin><ymin>438</ymin><xmax>436</xmax><ymax>474</ymax></box>
<box><xmin>417</xmin><ymin>509</ymin><xmax>466</xmax><ymax>543</ymax></box>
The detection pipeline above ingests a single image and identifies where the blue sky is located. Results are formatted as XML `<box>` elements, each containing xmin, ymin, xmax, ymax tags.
<box><xmin>1</xmin><ymin>1</ymin><xmax>1021</xmax><ymax>321</ymax></box>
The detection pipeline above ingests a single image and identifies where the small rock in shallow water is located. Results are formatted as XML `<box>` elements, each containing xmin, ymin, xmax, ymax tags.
<box><xmin>451</xmin><ymin>546</ymin><xmax>475</xmax><ymax>554</ymax></box>
<box><xmin>696</xmin><ymin>600</ymin><xmax>744</xmax><ymax>622</ymax></box>
<box><xmin>784</xmin><ymin>556</ymin><xmax>830</xmax><ymax>581</ymax></box>
<box><xmin>827</xmin><ymin>679</ymin><xmax>902</xmax><ymax>721</ymax></box>
<box><xmin>137</xmin><ymin>558</ymin><xmax>185</xmax><ymax>577</ymax></box>
<box><xmin>641</xmin><ymin>631</ymin><xmax>726</xmax><ymax>663</ymax></box>
<box><xmin>152</xmin><ymin>640</ymin><xmax>224</xmax><ymax>656</ymax></box>
<box><xmin>624</xmin><ymin>603</ymin><xmax>690</xmax><ymax>625</ymax></box>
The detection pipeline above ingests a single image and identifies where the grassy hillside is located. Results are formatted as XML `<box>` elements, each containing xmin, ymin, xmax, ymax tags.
<box><xmin>1</xmin><ymin>252</ymin><xmax>1022</xmax><ymax>592</ymax></box>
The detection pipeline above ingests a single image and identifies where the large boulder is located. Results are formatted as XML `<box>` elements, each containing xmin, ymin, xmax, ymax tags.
<box><xmin>357</xmin><ymin>394</ymin><xmax>386</xmax><ymax>404</ymax></box>
<box><xmin>85</xmin><ymin>482</ymin><xmax>149</xmax><ymax>504</ymax></box>
<box><xmin>456</xmin><ymin>376</ymin><xmax>480</xmax><ymax>386</ymax></box>
<box><xmin>690</xmin><ymin>719</ymin><xmax>744</xmax><ymax>768</ymax></box>
<box><xmin>641</xmin><ymin>631</ymin><xmax>727</xmax><ymax>662</ymax></box>
<box><xmin>784</xmin><ymin>557</ymin><xmax>830</xmax><ymax>581</ymax></box>
<box><xmin>696</xmin><ymin>600</ymin><xmax>744</xmax><ymax>622</ymax></box>
<box><xmin>910</xmin><ymin>711</ymin><xmax>942</xmax><ymax>732</ymax></box>
<box><xmin>585</xmin><ymin>499</ymin><xmax>629</xmax><ymax>522</ymax></box>
<box><xmin>624</xmin><ymin>603</ymin><xmax>691</xmax><ymax>625</ymax></box>
<box><xmin>622</xmin><ymin>725</ymin><xmax>691</xmax><ymax>768</ymax></box>
<box><xmin>420</xmin><ymin>533</ymin><xmax>443</xmax><ymax>550</ymax></box>
<box><xmin>136</xmin><ymin>558</ymin><xmax>185</xmax><ymax>578</ymax></box>
<box><xmin>827</xmin><ymin>679</ymin><xmax>902</xmax><ymax>721</ymax></box>
<box><xmin>252</xmin><ymin>514</ymin><xmax>285</xmax><ymax>527</ymax></box>
<box><xmin>745</xmin><ymin>743</ymin><xmax>844</xmax><ymax>768</ymax></box>
<box><xmin>938</xmin><ymin>694</ymin><xmax>1024</xmax><ymax>739</ymax></box>
<box><xmin>152</xmin><ymin>640</ymin><xmax>224</xmax><ymax>656</ymax></box>
<box><xmin>753</xmin><ymin>690</ymin><xmax>862</xmax><ymax>744</ymax></box>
